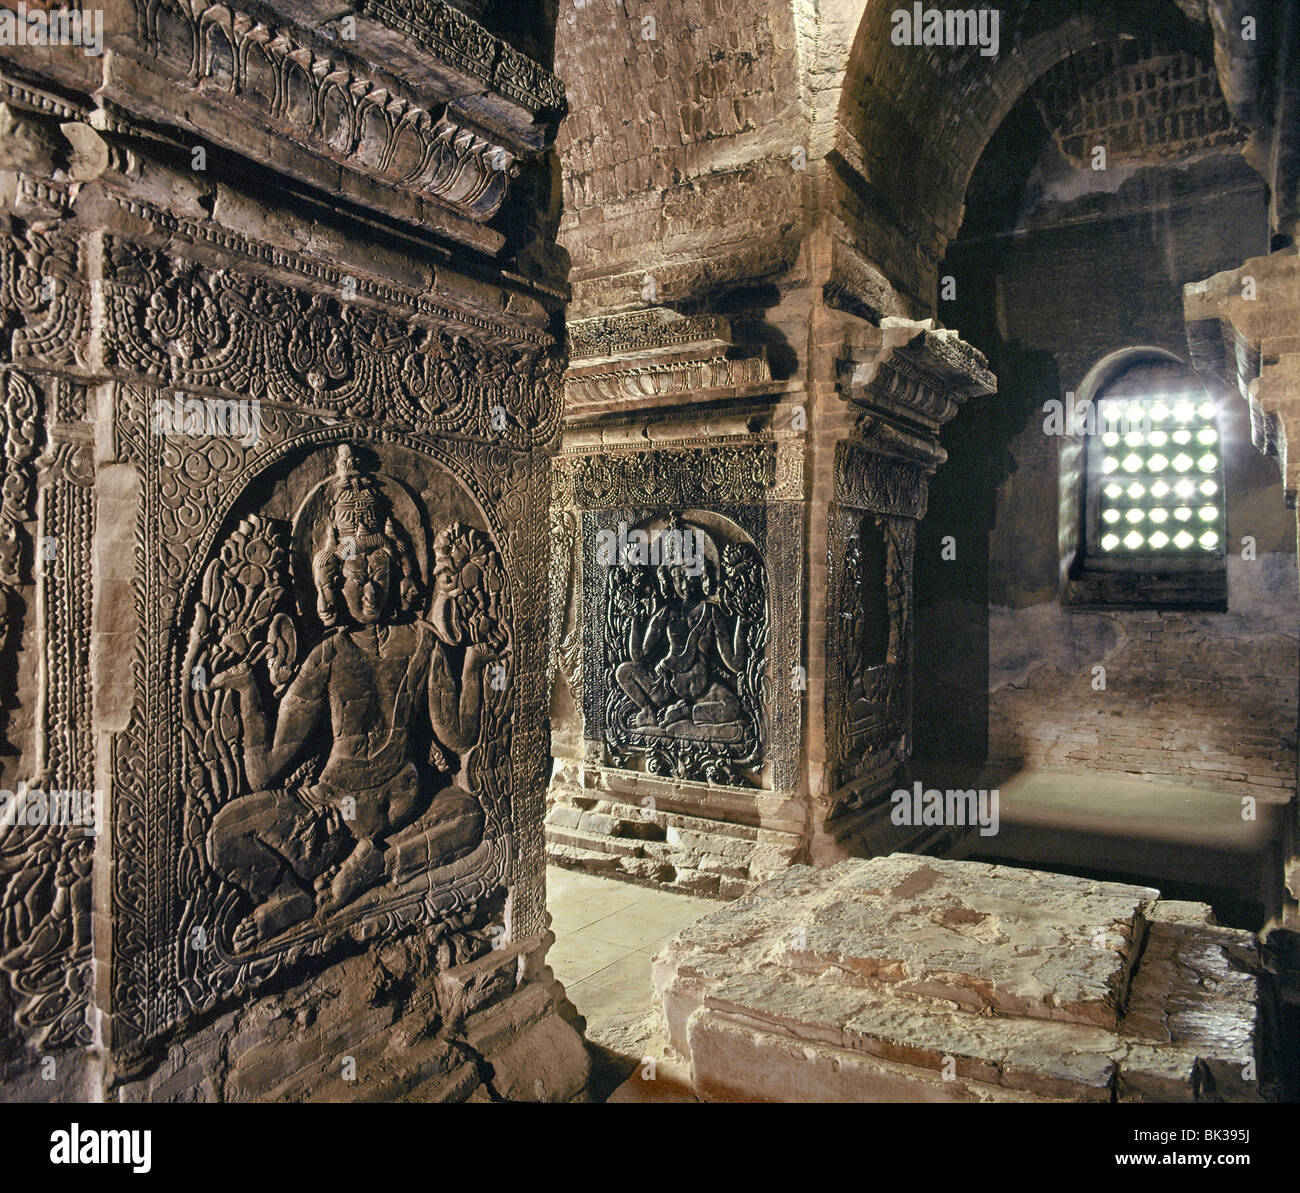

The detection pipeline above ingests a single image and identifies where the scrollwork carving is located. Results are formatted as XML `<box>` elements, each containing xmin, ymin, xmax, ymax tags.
<box><xmin>102</xmin><ymin>241</ymin><xmax>562</xmax><ymax>446</ymax></box>
<box><xmin>0</xmin><ymin>215</ymin><xmax>86</xmax><ymax>367</ymax></box>
<box><xmin>358</xmin><ymin>0</ymin><xmax>565</xmax><ymax>113</ymax></box>
<box><xmin>569</xmin><ymin>311</ymin><xmax>730</xmax><ymax>360</ymax></box>
<box><xmin>0</xmin><ymin>369</ymin><xmax>40</xmax><ymax>740</ymax></box>
<box><xmin>0</xmin><ymin>370</ymin><xmax>97</xmax><ymax>1051</ymax></box>
<box><xmin>132</xmin><ymin>0</ymin><xmax>530</xmax><ymax>221</ymax></box>
<box><xmin>561</xmin><ymin>443</ymin><xmax>777</xmax><ymax>510</ymax></box>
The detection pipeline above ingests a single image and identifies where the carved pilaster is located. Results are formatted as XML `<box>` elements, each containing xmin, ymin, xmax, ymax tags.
<box><xmin>1185</xmin><ymin>249</ymin><xmax>1300</xmax><ymax>500</ymax></box>
<box><xmin>821</xmin><ymin>319</ymin><xmax>994</xmax><ymax>831</ymax></box>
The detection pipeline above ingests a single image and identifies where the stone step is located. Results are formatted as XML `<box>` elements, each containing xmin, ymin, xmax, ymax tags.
<box><xmin>546</xmin><ymin>825</ymin><xmax>646</xmax><ymax>858</ymax></box>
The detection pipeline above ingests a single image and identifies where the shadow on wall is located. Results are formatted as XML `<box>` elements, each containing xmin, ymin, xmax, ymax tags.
<box><xmin>681</xmin><ymin>282</ymin><xmax>800</xmax><ymax>381</ymax></box>
<box><xmin>912</xmin><ymin>329</ymin><xmax>1063</xmax><ymax>779</ymax></box>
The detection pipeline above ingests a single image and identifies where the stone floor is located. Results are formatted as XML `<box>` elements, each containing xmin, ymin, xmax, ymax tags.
<box><xmin>545</xmin><ymin>866</ymin><xmax>712</xmax><ymax>1100</ymax></box>
<box><xmin>947</xmin><ymin>768</ymin><xmax>1286</xmax><ymax>929</ymax></box>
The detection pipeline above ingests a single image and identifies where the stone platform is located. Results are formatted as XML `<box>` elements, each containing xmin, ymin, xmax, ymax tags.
<box><xmin>652</xmin><ymin>855</ymin><xmax>1270</xmax><ymax>1102</ymax></box>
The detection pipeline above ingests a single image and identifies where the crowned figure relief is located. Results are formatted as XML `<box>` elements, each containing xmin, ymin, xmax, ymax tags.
<box><xmin>191</xmin><ymin>445</ymin><xmax>505</xmax><ymax>952</ymax></box>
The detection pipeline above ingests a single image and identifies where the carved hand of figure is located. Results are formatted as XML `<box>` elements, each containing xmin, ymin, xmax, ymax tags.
<box><xmin>232</xmin><ymin>917</ymin><xmax>260</xmax><ymax>953</ymax></box>
<box><xmin>264</xmin><ymin>612</ymin><xmax>298</xmax><ymax>694</ymax></box>
<box><xmin>210</xmin><ymin>642</ymin><xmax>267</xmax><ymax>693</ymax></box>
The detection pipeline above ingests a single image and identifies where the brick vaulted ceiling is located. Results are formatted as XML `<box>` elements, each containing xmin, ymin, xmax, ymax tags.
<box><xmin>553</xmin><ymin>0</ymin><xmax>1224</xmax><ymax>314</ymax></box>
<box><xmin>835</xmin><ymin>0</ymin><xmax>1216</xmax><ymax>262</ymax></box>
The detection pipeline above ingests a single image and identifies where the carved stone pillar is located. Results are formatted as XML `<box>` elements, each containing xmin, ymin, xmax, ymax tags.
<box><xmin>1</xmin><ymin>1</ymin><xmax>588</xmax><ymax>1102</ymax></box>
<box><xmin>548</xmin><ymin>309</ymin><xmax>807</xmax><ymax>896</ymax></box>
<box><xmin>546</xmin><ymin>299</ymin><xmax>993</xmax><ymax>892</ymax></box>
<box><xmin>814</xmin><ymin>319</ymin><xmax>995</xmax><ymax>862</ymax></box>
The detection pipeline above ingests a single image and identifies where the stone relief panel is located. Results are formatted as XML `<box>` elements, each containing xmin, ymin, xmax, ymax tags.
<box><xmin>181</xmin><ymin>444</ymin><xmax>507</xmax><ymax>957</ymax></box>
<box><xmin>108</xmin><ymin>377</ymin><xmax>544</xmax><ymax>1050</ymax></box>
<box><xmin>101</xmin><ymin>237</ymin><xmax>563</xmax><ymax>446</ymax></box>
<box><xmin>0</xmin><ymin>188</ymin><xmax>99</xmax><ymax>1052</ymax></box>
<box><xmin>556</xmin><ymin>440</ymin><xmax>802</xmax><ymax>797</ymax></box>
<box><xmin>0</xmin><ymin>10</ymin><xmax>579</xmax><ymax>1096</ymax></box>
<box><xmin>826</xmin><ymin>442</ymin><xmax>922</xmax><ymax>797</ymax></box>
<box><xmin>597</xmin><ymin>513</ymin><xmax>767</xmax><ymax>787</ymax></box>
<box><xmin>826</xmin><ymin>506</ymin><xmax>913</xmax><ymax>789</ymax></box>
<box><xmin>0</xmin><ymin>369</ymin><xmax>99</xmax><ymax>1052</ymax></box>
<box><xmin>547</xmin><ymin>503</ymin><xmax>581</xmax><ymax>704</ymax></box>
<box><xmin>1</xmin><ymin>213</ymin><xmax>87</xmax><ymax>369</ymax></box>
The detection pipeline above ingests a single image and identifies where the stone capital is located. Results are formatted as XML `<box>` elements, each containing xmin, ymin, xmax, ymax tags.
<box><xmin>1185</xmin><ymin>248</ymin><xmax>1300</xmax><ymax>500</ymax></box>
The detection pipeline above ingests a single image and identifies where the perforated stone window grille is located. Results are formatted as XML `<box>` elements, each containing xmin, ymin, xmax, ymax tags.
<box><xmin>1088</xmin><ymin>392</ymin><xmax>1225</xmax><ymax>558</ymax></box>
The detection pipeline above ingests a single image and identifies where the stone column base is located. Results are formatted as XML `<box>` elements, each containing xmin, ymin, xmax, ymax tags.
<box><xmin>545</xmin><ymin>761</ymin><xmax>804</xmax><ymax>899</ymax></box>
<box><xmin>107</xmin><ymin>929</ymin><xmax>590</xmax><ymax>1104</ymax></box>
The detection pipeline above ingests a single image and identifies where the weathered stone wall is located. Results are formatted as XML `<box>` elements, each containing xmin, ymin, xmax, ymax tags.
<box><xmin>555</xmin><ymin>0</ymin><xmax>805</xmax><ymax>319</ymax></box>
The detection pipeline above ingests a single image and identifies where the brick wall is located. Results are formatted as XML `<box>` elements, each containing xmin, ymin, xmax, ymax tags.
<box><xmin>918</xmin><ymin>149</ymin><xmax>1299</xmax><ymax>802</ymax></box>
<box><xmin>987</xmin><ymin>557</ymin><xmax>1298</xmax><ymax>800</ymax></box>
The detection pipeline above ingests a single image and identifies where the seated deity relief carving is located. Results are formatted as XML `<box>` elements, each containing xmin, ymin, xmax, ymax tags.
<box><xmin>179</xmin><ymin>444</ymin><xmax>508</xmax><ymax>957</ymax></box>
<box><xmin>601</xmin><ymin>515</ymin><xmax>766</xmax><ymax>786</ymax></box>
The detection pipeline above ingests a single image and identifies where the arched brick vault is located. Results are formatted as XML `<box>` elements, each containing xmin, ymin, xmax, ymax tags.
<box><xmin>554</xmin><ymin>0</ymin><xmax>1218</xmax><ymax>319</ymax></box>
<box><xmin>834</xmin><ymin>0</ymin><xmax>1211</xmax><ymax>307</ymax></box>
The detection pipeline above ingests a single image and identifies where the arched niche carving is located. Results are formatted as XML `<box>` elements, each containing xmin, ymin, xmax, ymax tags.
<box><xmin>594</xmin><ymin>509</ymin><xmax>768</xmax><ymax>787</ymax></box>
<box><xmin>171</xmin><ymin>437</ymin><xmax>514</xmax><ymax>1006</ymax></box>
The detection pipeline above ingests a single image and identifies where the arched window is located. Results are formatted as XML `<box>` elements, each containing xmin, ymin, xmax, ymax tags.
<box><xmin>1090</xmin><ymin>387</ymin><xmax>1224</xmax><ymax>557</ymax></box>
<box><xmin>1065</xmin><ymin>353</ymin><xmax>1227</xmax><ymax>608</ymax></box>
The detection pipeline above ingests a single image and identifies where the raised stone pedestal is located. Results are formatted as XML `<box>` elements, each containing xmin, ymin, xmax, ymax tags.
<box><xmin>653</xmin><ymin>854</ymin><xmax>1271</xmax><ymax>1102</ymax></box>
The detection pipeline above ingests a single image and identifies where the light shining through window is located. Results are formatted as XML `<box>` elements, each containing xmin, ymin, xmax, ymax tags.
<box><xmin>1092</xmin><ymin>392</ymin><xmax>1224</xmax><ymax>555</ymax></box>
